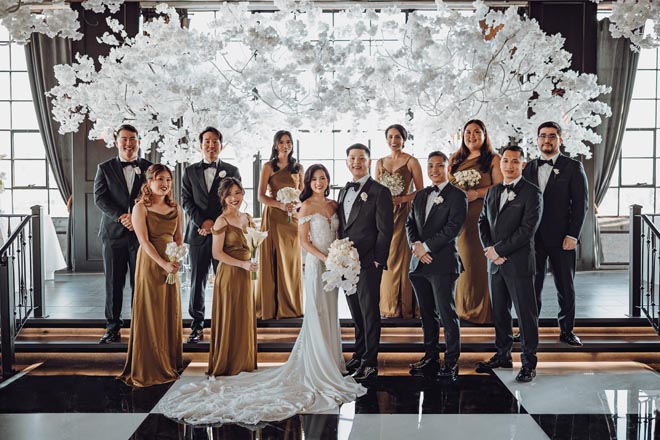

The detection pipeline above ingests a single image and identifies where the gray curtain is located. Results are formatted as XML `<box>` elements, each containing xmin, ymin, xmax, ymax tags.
<box><xmin>25</xmin><ymin>34</ymin><xmax>74</xmax><ymax>268</ymax></box>
<box><xmin>594</xmin><ymin>18</ymin><xmax>639</xmax><ymax>266</ymax></box>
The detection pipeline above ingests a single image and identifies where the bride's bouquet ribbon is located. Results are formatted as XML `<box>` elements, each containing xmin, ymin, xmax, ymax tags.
<box><xmin>276</xmin><ymin>187</ymin><xmax>301</xmax><ymax>223</ymax></box>
<box><xmin>244</xmin><ymin>227</ymin><xmax>268</xmax><ymax>280</ymax></box>
<box><xmin>322</xmin><ymin>238</ymin><xmax>360</xmax><ymax>296</ymax></box>
<box><xmin>165</xmin><ymin>242</ymin><xmax>189</xmax><ymax>285</ymax></box>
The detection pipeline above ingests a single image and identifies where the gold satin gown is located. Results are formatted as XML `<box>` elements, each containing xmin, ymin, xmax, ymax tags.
<box><xmin>450</xmin><ymin>156</ymin><xmax>494</xmax><ymax>324</ymax></box>
<box><xmin>256</xmin><ymin>168</ymin><xmax>303</xmax><ymax>319</ymax></box>
<box><xmin>377</xmin><ymin>158</ymin><xmax>417</xmax><ymax>319</ymax></box>
<box><xmin>119</xmin><ymin>209</ymin><xmax>183</xmax><ymax>387</ymax></box>
<box><xmin>208</xmin><ymin>220</ymin><xmax>258</xmax><ymax>376</ymax></box>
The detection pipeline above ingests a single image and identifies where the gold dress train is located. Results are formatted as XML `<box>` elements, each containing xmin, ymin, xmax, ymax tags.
<box><xmin>119</xmin><ymin>209</ymin><xmax>183</xmax><ymax>387</ymax></box>
<box><xmin>256</xmin><ymin>168</ymin><xmax>303</xmax><ymax>319</ymax></box>
<box><xmin>450</xmin><ymin>156</ymin><xmax>494</xmax><ymax>324</ymax></box>
<box><xmin>378</xmin><ymin>157</ymin><xmax>417</xmax><ymax>319</ymax></box>
<box><xmin>208</xmin><ymin>221</ymin><xmax>258</xmax><ymax>376</ymax></box>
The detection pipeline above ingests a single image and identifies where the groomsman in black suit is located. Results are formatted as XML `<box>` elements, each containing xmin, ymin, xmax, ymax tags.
<box><xmin>94</xmin><ymin>124</ymin><xmax>152</xmax><ymax>343</ymax></box>
<box><xmin>477</xmin><ymin>145</ymin><xmax>542</xmax><ymax>382</ymax></box>
<box><xmin>523</xmin><ymin>121</ymin><xmax>588</xmax><ymax>347</ymax></box>
<box><xmin>338</xmin><ymin>143</ymin><xmax>393</xmax><ymax>383</ymax></box>
<box><xmin>181</xmin><ymin>127</ymin><xmax>241</xmax><ymax>343</ymax></box>
<box><xmin>406</xmin><ymin>151</ymin><xmax>467</xmax><ymax>382</ymax></box>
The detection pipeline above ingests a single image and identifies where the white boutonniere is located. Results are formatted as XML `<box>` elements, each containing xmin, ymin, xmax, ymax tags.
<box><xmin>134</xmin><ymin>166</ymin><xmax>141</xmax><ymax>175</ymax></box>
<box><xmin>360</xmin><ymin>193</ymin><xmax>368</xmax><ymax>202</ymax></box>
<box><xmin>218</xmin><ymin>170</ymin><xmax>227</xmax><ymax>178</ymax></box>
<box><xmin>553</xmin><ymin>169</ymin><xmax>559</xmax><ymax>175</ymax></box>
<box><xmin>507</xmin><ymin>191</ymin><xmax>516</xmax><ymax>202</ymax></box>
<box><xmin>434</xmin><ymin>195</ymin><xmax>444</xmax><ymax>205</ymax></box>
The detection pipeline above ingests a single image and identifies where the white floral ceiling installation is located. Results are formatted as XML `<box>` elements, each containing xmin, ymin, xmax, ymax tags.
<box><xmin>48</xmin><ymin>0</ymin><xmax>611</xmax><ymax>164</ymax></box>
<box><xmin>0</xmin><ymin>0</ymin><xmax>123</xmax><ymax>43</ymax></box>
<box><xmin>607</xmin><ymin>0</ymin><xmax>660</xmax><ymax>51</ymax></box>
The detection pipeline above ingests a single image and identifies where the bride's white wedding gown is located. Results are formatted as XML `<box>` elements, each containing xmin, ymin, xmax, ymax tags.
<box><xmin>157</xmin><ymin>213</ymin><xmax>366</xmax><ymax>425</ymax></box>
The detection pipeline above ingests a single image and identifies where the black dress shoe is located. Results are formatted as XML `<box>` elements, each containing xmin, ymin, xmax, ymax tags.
<box><xmin>353</xmin><ymin>366</ymin><xmax>378</xmax><ymax>382</ymax></box>
<box><xmin>409</xmin><ymin>355</ymin><xmax>439</xmax><ymax>370</ymax></box>
<box><xmin>187</xmin><ymin>328</ymin><xmax>203</xmax><ymax>343</ymax></box>
<box><xmin>560</xmin><ymin>331</ymin><xmax>583</xmax><ymax>347</ymax></box>
<box><xmin>512</xmin><ymin>332</ymin><xmax>521</xmax><ymax>343</ymax></box>
<box><xmin>409</xmin><ymin>357</ymin><xmax>440</xmax><ymax>377</ymax></box>
<box><xmin>99</xmin><ymin>329</ymin><xmax>120</xmax><ymax>344</ymax></box>
<box><xmin>345</xmin><ymin>357</ymin><xmax>362</xmax><ymax>375</ymax></box>
<box><xmin>515</xmin><ymin>366</ymin><xmax>536</xmax><ymax>383</ymax></box>
<box><xmin>476</xmin><ymin>355</ymin><xmax>513</xmax><ymax>373</ymax></box>
<box><xmin>438</xmin><ymin>363</ymin><xmax>459</xmax><ymax>382</ymax></box>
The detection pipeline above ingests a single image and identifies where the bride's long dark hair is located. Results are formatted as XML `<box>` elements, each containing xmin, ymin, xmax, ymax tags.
<box><xmin>299</xmin><ymin>164</ymin><xmax>331</xmax><ymax>203</ymax></box>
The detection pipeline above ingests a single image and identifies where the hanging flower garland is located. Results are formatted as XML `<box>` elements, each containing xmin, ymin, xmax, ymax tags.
<box><xmin>48</xmin><ymin>1</ymin><xmax>611</xmax><ymax>164</ymax></box>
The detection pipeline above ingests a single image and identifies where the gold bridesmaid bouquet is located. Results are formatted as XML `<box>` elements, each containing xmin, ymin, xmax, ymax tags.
<box><xmin>165</xmin><ymin>242</ymin><xmax>189</xmax><ymax>285</ymax></box>
<box><xmin>244</xmin><ymin>227</ymin><xmax>268</xmax><ymax>280</ymax></box>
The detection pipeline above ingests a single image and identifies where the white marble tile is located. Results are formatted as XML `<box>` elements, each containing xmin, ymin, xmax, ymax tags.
<box><xmin>495</xmin><ymin>362</ymin><xmax>660</xmax><ymax>415</ymax></box>
<box><xmin>336</xmin><ymin>414</ymin><xmax>549</xmax><ymax>440</ymax></box>
<box><xmin>0</xmin><ymin>413</ymin><xmax>147</xmax><ymax>440</ymax></box>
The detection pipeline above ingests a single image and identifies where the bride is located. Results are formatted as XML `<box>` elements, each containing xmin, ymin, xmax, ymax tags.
<box><xmin>157</xmin><ymin>163</ymin><xmax>366</xmax><ymax>425</ymax></box>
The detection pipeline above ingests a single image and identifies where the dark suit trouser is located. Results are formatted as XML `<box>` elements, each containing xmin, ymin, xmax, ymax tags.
<box><xmin>489</xmin><ymin>271</ymin><xmax>539</xmax><ymax>369</ymax></box>
<box><xmin>409</xmin><ymin>272</ymin><xmax>460</xmax><ymax>365</ymax></box>
<box><xmin>189</xmin><ymin>236</ymin><xmax>219</xmax><ymax>330</ymax></box>
<box><xmin>102</xmin><ymin>237</ymin><xmax>138</xmax><ymax>331</ymax></box>
<box><xmin>535</xmin><ymin>243</ymin><xmax>576</xmax><ymax>333</ymax></box>
<box><xmin>346</xmin><ymin>266</ymin><xmax>383</xmax><ymax>368</ymax></box>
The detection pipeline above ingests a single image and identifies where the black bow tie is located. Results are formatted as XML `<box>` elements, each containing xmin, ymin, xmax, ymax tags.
<box><xmin>345</xmin><ymin>182</ymin><xmax>360</xmax><ymax>191</ymax></box>
<box><xmin>428</xmin><ymin>185</ymin><xmax>440</xmax><ymax>194</ymax></box>
<box><xmin>538</xmin><ymin>159</ymin><xmax>553</xmax><ymax>166</ymax></box>
<box><xmin>202</xmin><ymin>162</ymin><xmax>217</xmax><ymax>169</ymax></box>
<box><xmin>502</xmin><ymin>183</ymin><xmax>515</xmax><ymax>191</ymax></box>
<box><xmin>121</xmin><ymin>160</ymin><xmax>138</xmax><ymax>168</ymax></box>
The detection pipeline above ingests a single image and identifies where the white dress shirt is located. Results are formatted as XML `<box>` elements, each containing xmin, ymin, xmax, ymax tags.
<box><xmin>499</xmin><ymin>175</ymin><xmax>523</xmax><ymax>211</ymax></box>
<box><xmin>343</xmin><ymin>174</ymin><xmax>370</xmax><ymax>223</ymax></box>
<box><xmin>120</xmin><ymin>159</ymin><xmax>136</xmax><ymax>194</ymax></box>
<box><xmin>537</xmin><ymin>152</ymin><xmax>560</xmax><ymax>193</ymax></box>
<box><xmin>425</xmin><ymin>181</ymin><xmax>449</xmax><ymax>221</ymax></box>
<box><xmin>203</xmin><ymin>160</ymin><xmax>219</xmax><ymax>193</ymax></box>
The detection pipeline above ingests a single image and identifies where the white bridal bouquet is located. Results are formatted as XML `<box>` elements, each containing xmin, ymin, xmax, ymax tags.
<box><xmin>165</xmin><ymin>242</ymin><xmax>189</xmax><ymax>285</ymax></box>
<box><xmin>380</xmin><ymin>170</ymin><xmax>405</xmax><ymax>196</ymax></box>
<box><xmin>244</xmin><ymin>227</ymin><xmax>268</xmax><ymax>280</ymax></box>
<box><xmin>322</xmin><ymin>238</ymin><xmax>361</xmax><ymax>296</ymax></box>
<box><xmin>453</xmin><ymin>169</ymin><xmax>481</xmax><ymax>190</ymax></box>
<box><xmin>276</xmin><ymin>187</ymin><xmax>301</xmax><ymax>222</ymax></box>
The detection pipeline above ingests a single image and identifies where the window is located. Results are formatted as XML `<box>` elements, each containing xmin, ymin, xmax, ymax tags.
<box><xmin>0</xmin><ymin>25</ymin><xmax>67</xmax><ymax>216</ymax></box>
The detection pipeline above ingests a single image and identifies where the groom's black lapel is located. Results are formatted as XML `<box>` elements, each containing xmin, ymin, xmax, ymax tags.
<box><xmin>345</xmin><ymin>178</ymin><xmax>373</xmax><ymax>230</ymax></box>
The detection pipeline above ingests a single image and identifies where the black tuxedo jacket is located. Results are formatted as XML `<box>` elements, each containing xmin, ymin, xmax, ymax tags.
<box><xmin>181</xmin><ymin>160</ymin><xmax>241</xmax><ymax>245</ymax></box>
<box><xmin>338</xmin><ymin>177</ymin><xmax>394</xmax><ymax>269</ymax></box>
<box><xmin>94</xmin><ymin>157</ymin><xmax>152</xmax><ymax>242</ymax></box>
<box><xmin>478</xmin><ymin>177</ymin><xmax>543</xmax><ymax>277</ymax></box>
<box><xmin>405</xmin><ymin>183</ymin><xmax>467</xmax><ymax>275</ymax></box>
<box><xmin>522</xmin><ymin>153</ymin><xmax>588</xmax><ymax>247</ymax></box>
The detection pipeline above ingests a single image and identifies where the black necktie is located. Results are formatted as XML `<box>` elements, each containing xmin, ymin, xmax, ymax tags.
<box><xmin>538</xmin><ymin>159</ymin><xmax>553</xmax><ymax>166</ymax></box>
<box><xmin>345</xmin><ymin>182</ymin><xmax>360</xmax><ymax>191</ymax></box>
<box><xmin>202</xmin><ymin>162</ymin><xmax>217</xmax><ymax>170</ymax></box>
<box><xmin>121</xmin><ymin>160</ymin><xmax>138</xmax><ymax>168</ymax></box>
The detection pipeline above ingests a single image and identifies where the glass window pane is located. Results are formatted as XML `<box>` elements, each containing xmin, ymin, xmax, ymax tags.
<box><xmin>10</xmin><ymin>45</ymin><xmax>26</xmax><ymax>71</ymax></box>
<box><xmin>632</xmin><ymin>70</ymin><xmax>656</xmax><ymax>99</ymax></box>
<box><xmin>621</xmin><ymin>130</ymin><xmax>653</xmax><ymax>157</ymax></box>
<box><xmin>620</xmin><ymin>158</ymin><xmax>653</xmax><ymax>186</ymax></box>
<box><xmin>0</xmin><ymin>72</ymin><xmax>8</xmax><ymax>100</ymax></box>
<box><xmin>48</xmin><ymin>189</ymin><xmax>67</xmax><ymax>217</ymax></box>
<box><xmin>11</xmin><ymin>71</ymin><xmax>32</xmax><ymax>100</ymax></box>
<box><xmin>13</xmin><ymin>160</ymin><xmax>46</xmax><ymax>187</ymax></box>
<box><xmin>0</xmin><ymin>102</ymin><xmax>9</xmax><ymax>129</ymax></box>
<box><xmin>619</xmin><ymin>188</ymin><xmax>654</xmax><ymax>213</ymax></box>
<box><xmin>0</xmin><ymin>159</ymin><xmax>11</xmax><ymax>189</ymax></box>
<box><xmin>188</xmin><ymin>11</ymin><xmax>217</xmax><ymax>32</ymax></box>
<box><xmin>598</xmin><ymin>188</ymin><xmax>619</xmax><ymax>216</ymax></box>
<box><xmin>0</xmin><ymin>45</ymin><xmax>9</xmax><ymax>70</ymax></box>
<box><xmin>13</xmin><ymin>132</ymin><xmax>44</xmax><ymax>159</ymax></box>
<box><xmin>232</xmin><ymin>156</ymin><xmax>254</xmax><ymax>190</ymax></box>
<box><xmin>0</xmin><ymin>24</ymin><xmax>9</xmax><ymax>42</ymax></box>
<box><xmin>298</xmin><ymin>131</ymin><xmax>333</xmax><ymax>160</ymax></box>
<box><xmin>627</xmin><ymin>100</ymin><xmax>655</xmax><ymax>128</ymax></box>
<box><xmin>611</xmin><ymin>161</ymin><xmax>620</xmax><ymax>187</ymax></box>
<box><xmin>12</xmin><ymin>189</ymin><xmax>47</xmax><ymax>214</ymax></box>
<box><xmin>0</xmin><ymin>189</ymin><xmax>11</xmax><ymax>213</ymax></box>
<box><xmin>11</xmin><ymin>102</ymin><xmax>38</xmax><ymax>129</ymax></box>
<box><xmin>0</xmin><ymin>130</ymin><xmax>9</xmax><ymax>157</ymax></box>
<box><xmin>637</xmin><ymin>48</ymin><xmax>657</xmax><ymax>70</ymax></box>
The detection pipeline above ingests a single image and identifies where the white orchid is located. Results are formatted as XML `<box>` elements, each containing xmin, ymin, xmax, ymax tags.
<box><xmin>322</xmin><ymin>238</ymin><xmax>361</xmax><ymax>296</ymax></box>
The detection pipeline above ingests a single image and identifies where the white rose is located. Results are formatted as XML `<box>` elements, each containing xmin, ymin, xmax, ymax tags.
<box><xmin>360</xmin><ymin>193</ymin><xmax>368</xmax><ymax>202</ymax></box>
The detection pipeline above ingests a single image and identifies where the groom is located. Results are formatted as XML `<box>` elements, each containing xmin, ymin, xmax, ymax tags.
<box><xmin>338</xmin><ymin>143</ymin><xmax>393</xmax><ymax>383</ymax></box>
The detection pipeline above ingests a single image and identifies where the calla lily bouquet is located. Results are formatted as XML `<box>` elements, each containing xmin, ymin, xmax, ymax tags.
<box><xmin>244</xmin><ymin>227</ymin><xmax>268</xmax><ymax>280</ymax></box>
<box><xmin>165</xmin><ymin>242</ymin><xmax>189</xmax><ymax>285</ymax></box>
<box><xmin>322</xmin><ymin>238</ymin><xmax>361</xmax><ymax>296</ymax></box>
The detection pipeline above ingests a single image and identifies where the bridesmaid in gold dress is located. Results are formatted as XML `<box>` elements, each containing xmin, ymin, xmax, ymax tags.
<box><xmin>256</xmin><ymin>130</ymin><xmax>305</xmax><ymax>319</ymax></box>
<box><xmin>449</xmin><ymin>119</ymin><xmax>503</xmax><ymax>324</ymax></box>
<box><xmin>119</xmin><ymin>164</ymin><xmax>183</xmax><ymax>387</ymax></box>
<box><xmin>208</xmin><ymin>177</ymin><xmax>258</xmax><ymax>376</ymax></box>
<box><xmin>376</xmin><ymin>124</ymin><xmax>424</xmax><ymax>319</ymax></box>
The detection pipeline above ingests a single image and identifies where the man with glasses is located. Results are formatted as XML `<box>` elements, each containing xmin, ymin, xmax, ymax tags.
<box><xmin>94</xmin><ymin>124</ymin><xmax>152</xmax><ymax>344</ymax></box>
<box><xmin>522</xmin><ymin>121</ymin><xmax>588</xmax><ymax>346</ymax></box>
